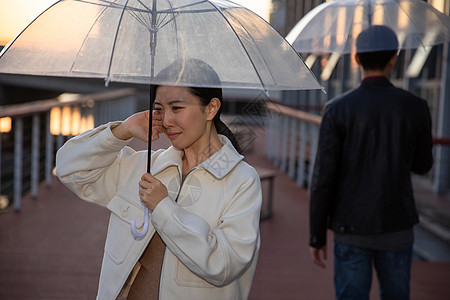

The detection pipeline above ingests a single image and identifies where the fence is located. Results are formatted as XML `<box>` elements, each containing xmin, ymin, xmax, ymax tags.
<box><xmin>264</xmin><ymin>101</ymin><xmax>450</xmax><ymax>195</ymax></box>
<box><xmin>1</xmin><ymin>91</ymin><xmax>449</xmax><ymax>212</ymax></box>
<box><xmin>0</xmin><ymin>88</ymin><xmax>142</xmax><ymax>211</ymax></box>
<box><xmin>265</xmin><ymin>101</ymin><xmax>321</xmax><ymax>188</ymax></box>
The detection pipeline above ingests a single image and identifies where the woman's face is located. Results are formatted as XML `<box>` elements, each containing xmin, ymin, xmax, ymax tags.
<box><xmin>154</xmin><ymin>86</ymin><xmax>212</xmax><ymax>150</ymax></box>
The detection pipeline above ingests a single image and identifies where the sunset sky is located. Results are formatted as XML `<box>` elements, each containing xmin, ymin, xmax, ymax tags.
<box><xmin>0</xmin><ymin>0</ymin><xmax>272</xmax><ymax>46</ymax></box>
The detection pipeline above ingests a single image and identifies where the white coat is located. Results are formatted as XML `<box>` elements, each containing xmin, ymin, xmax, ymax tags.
<box><xmin>55</xmin><ymin>122</ymin><xmax>262</xmax><ymax>300</ymax></box>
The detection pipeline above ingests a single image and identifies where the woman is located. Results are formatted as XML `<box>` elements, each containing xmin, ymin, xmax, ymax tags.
<box><xmin>55</xmin><ymin>60</ymin><xmax>262</xmax><ymax>299</ymax></box>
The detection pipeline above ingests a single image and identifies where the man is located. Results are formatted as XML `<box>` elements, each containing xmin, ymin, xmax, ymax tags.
<box><xmin>309</xmin><ymin>25</ymin><xmax>433</xmax><ymax>300</ymax></box>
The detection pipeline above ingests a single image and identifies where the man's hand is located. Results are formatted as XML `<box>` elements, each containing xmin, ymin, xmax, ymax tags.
<box><xmin>309</xmin><ymin>245</ymin><xmax>327</xmax><ymax>269</ymax></box>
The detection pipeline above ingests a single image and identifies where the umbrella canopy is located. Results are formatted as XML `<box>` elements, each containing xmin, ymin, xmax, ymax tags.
<box><xmin>286</xmin><ymin>0</ymin><xmax>450</xmax><ymax>54</ymax></box>
<box><xmin>0</xmin><ymin>0</ymin><xmax>321</xmax><ymax>92</ymax></box>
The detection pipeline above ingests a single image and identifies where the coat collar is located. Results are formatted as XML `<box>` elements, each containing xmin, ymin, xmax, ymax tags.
<box><xmin>360</xmin><ymin>76</ymin><xmax>393</xmax><ymax>89</ymax></box>
<box><xmin>150</xmin><ymin>135</ymin><xmax>243</xmax><ymax>180</ymax></box>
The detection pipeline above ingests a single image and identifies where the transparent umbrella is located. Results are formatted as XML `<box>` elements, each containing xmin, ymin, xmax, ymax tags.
<box><xmin>0</xmin><ymin>0</ymin><xmax>321</xmax><ymax>90</ymax></box>
<box><xmin>0</xmin><ymin>0</ymin><xmax>322</xmax><ymax>239</ymax></box>
<box><xmin>286</xmin><ymin>0</ymin><xmax>450</xmax><ymax>54</ymax></box>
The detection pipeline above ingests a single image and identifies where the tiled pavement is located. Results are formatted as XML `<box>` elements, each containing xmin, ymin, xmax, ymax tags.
<box><xmin>1</xmin><ymin>129</ymin><xmax>449</xmax><ymax>299</ymax></box>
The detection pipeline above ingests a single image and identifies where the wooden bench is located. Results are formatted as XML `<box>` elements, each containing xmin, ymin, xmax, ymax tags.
<box><xmin>255</xmin><ymin>167</ymin><xmax>276</xmax><ymax>220</ymax></box>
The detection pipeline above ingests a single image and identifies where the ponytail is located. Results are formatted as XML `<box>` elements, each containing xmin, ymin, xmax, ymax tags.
<box><xmin>214</xmin><ymin>118</ymin><xmax>242</xmax><ymax>154</ymax></box>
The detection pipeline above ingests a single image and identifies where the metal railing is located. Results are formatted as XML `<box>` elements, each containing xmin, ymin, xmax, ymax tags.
<box><xmin>264</xmin><ymin>101</ymin><xmax>450</xmax><ymax>194</ymax></box>
<box><xmin>0</xmin><ymin>88</ymin><xmax>142</xmax><ymax>211</ymax></box>
<box><xmin>265</xmin><ymin>101</ymin><xmax>321</xmax><ymax>188</ymax></box>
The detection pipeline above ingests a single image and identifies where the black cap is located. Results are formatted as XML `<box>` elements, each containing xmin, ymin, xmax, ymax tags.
<box><xmin>356</xmin><ymin>25</ymin><xmax>399</xmax><ymax>53</ymax></box>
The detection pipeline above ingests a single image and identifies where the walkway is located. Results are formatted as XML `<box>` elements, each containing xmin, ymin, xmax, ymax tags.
<box><xmin>1</xmin><ymin>128</ymin><xmax>449</xmax><ymax>299</ymax></box>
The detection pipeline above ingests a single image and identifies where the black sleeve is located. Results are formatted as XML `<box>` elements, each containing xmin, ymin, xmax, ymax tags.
<box><xmin>411</xmin><ymin>100</ymin><xmax>433</xmax><ymax>174</ymax></box>
<box><xmin>309</xmin><ymin>108</ymin><xmax>341</xmax><ymax>248</ymax></box>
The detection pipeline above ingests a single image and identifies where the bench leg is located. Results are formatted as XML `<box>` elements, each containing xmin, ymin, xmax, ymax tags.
<box><xmin>260</xmin><ymin>177</ymin><xmax>274</xmax><ymax>220</ymax></box>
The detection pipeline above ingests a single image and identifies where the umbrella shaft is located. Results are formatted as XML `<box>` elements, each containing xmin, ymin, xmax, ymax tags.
<box><xmin>150</xmin><ymin>0</ymin><xmax>157</xmax><ymax>79</ymax></box>
<box><xmin>147</xmin><ymin>85</ymin><xmax>155</xmax><ymax>174</ymax></box>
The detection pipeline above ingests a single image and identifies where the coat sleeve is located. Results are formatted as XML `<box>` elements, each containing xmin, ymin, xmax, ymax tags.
<box><xmin>55</xmin><ymin>122</ymin><xmax>132</xmax><ymax>207</ymax></box>
<box><xmin>411</xmin><ymin>100</ymin><xmax>433</xmax><ymax>174</ymax></box>
<box><xmin>150</xmin><ymin>167</ymin><xmax>262</xmax><ymax>287</ymax></box>
<box><xmin>309</xmin><ymin>107</ymin><xmax>341</xmax><ymax>248</ymax></box>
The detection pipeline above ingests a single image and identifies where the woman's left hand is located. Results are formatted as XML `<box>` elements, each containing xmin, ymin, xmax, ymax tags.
<box><xmin>139</xmin><ymin>173</ymin><xmax>169</xmax><ymax>211</ymax></box>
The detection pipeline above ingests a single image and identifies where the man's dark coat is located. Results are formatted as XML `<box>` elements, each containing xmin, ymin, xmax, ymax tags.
<box><xmin>310</xmin><ymin>76</ymin><xmax>433</xmax><ymax>248</ymax></box>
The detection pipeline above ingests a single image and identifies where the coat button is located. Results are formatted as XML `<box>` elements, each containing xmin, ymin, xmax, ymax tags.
<box><xmin>121</xmin><ymin>207</ymin><xmax>129</xmax><ymax>218</ymax></box>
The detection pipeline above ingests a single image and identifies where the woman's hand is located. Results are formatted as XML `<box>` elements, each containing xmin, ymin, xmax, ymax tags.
<box><xmin>151</xmin><ymin>110</ymin><xmax>165</xmax><ymax>142</ymax></box>
<box><xmin>111</xmin><ymin>110</ymin><xmax>164</xmax><ymax>142</ymax></box>
<box><xmin>139</xmin><ymin>173</ymin><xmax>169</xmax><ymax>211</ymax></box>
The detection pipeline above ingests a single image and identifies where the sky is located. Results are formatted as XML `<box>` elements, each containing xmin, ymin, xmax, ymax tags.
<box><xmin>0</xmin><ymin>0</ymin><xmax>272</xmax><ymax>46</ymax></box>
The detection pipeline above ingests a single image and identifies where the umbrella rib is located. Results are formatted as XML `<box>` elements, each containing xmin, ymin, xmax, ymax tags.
<box><xmin>395</xmin><ymin>0</ymin><xmax>427</xmax><ymax>49</ymax></box>
<box><xmin>325</xmin><ymin>0</ymin><xmax>364</xmax><ymax>54</ymax></box>
<box><xmin>105</xmin><ymin>0</ymin><xmax>131</xmax><ymax>85</ymax></box>
<box><xmin>157</xmin><ymin>11</ymin><xmax>171</xmax><ymax>28</ymax></box>
<box><xmin>0</xmin><ymin>0</ymin><xmax>64</xmax><ymax>59</ymax></box>
<box><xmin>134</xmin><ymin>0</ymin><xmax>208</xmax><ymax>12</ymax></box>
<box><xmin>165</xmin><ymin>0</ymin><xmax>181</xmax><ymax>63</ymax></box>
<box><xmin>226</xmin><ymin>11</ymin><xmax>278</xmax><ymax>88</ymax></box>
<box><xmin>131</xmin><ymin>0</ymin><xmax>151</xmax><ymax>28</ymax></box>
<box><xmin>135</xmin><ymin>0</ymin><xmax>152</xmax><ymax>11</ymax></box>
<box><xmin>69</xmin><ymin>1</ymin><xmax>116</xmax><ymax>74</ymax></box>
<box><xmin>154</xmin><ymin>0</ymin><xmax>215</xmax><ymax>15</ymax></box>
<box><xmin>168</xmin><ymin>1</ymin><xmax>209</xmax><ymax>12</ymax></box>
<box><xmin>125</xmin><ymin>6</ymin><xmax>176</xmax><ymax>33</ymax></box>
<box><xmin>336</xmin><ymin>0</ymin><xmax>361</xmax><ymax>54</ymax></box>
<box><xmin>157</xmin><ymin>10</ymin><xmax>183</xmax><ymax>31</ymax></box>
<box><xmin>75</xmin><ymin>0</ymin><xmax>213</xmax><ymax>15</ymax></box>
<box><xmin>127</xmin><ymin>7</ymin><xmax>151</xmax><ymax>30</ymax></box>
<box><xmin>75</xmin><ymin>0</ymin><xmax>127</xmax><ymax>10</ymax></box>
<box><xmin>129</xmin><ymin>0</ymin><xmax>174</xmax><ymax>31</ymax></box>
<box><xmin>207</xmin><ymin>2</ymin><xmax>268</xmax><ymax>94</ymax></box>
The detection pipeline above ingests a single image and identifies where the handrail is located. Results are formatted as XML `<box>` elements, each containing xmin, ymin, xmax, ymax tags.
<box><xmin>266</xmin><ymin>101</ymin><xmax>449</xmax><ymax>146</ymax></box>
<box><xmin>0</xmin><ymin>88</ymin><xmax>141</xmax><ymax>211</ymax></box>
<box><xmin>433</xmin><ymin>137</ymin><xmax>450</xmax><ymax>146</ymax></box>
<box><xmin>0</xmin><ymin>88</ymin><xmax>137</xmax><ymax>118</ymax></box>
<box><xmin>266</xmin><ymin>101</ymin><xmax>322</xmax><ymax>125</ymax></box>
<box><xmin>265</xmin><ymin>100</ymin><xmax>450</xmax><ymax>194</ymax></box>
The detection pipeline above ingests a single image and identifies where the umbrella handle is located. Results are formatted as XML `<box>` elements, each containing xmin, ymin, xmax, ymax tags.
<box><xmin>131</xmin><ymin>206</ymin><xmax>149</xmax><ymax>240</ymax></box>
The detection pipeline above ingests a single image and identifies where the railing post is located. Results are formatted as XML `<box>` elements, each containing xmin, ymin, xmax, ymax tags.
<box><xmin>434</xmin><ymin>41</ymin><xmax>450</xmax><ymax>194</ymax></box>
<box><xmin>271</xmin><ymin>112</ymin><xmax>281</xmax><ymax>165</ymax></box>
<box><xmin>297</xmin><ymin>120</ymin><xmax>307</xmax><ymax>187</ymax></box>
<box><xmin>57</xmin><ymin>134</ymin><xmax>64</xmax><ymax>152</ymax></box>
<box><xmin>45</xmin><ymin>111</ymin><xmax>53</xmax><ymax>187</ymax></box>
<box><xmin>265</xmin><ymin>113</ymin><xmax>273</xmax><ymax>161</ymax></box>
<box><xmin>31</xmin><ymin>114</ymin><xmax>40</xmax><ymax>198</ymax></box>
<box><xmin>307</xmin><ymin>124</ymin><xmax>319</xmax><ymax>189</ymax></box>
<box><xmin>280</xmin><ymin>115</ymin><xmax>290</xmax><ymax>171</ymax></box>
<box><xmin>288</xmin><ymin>118</ymin><xmax>297</xmax><ymax>179</ymax></box>
<box><xmin>0</xmin><ymin>89</ymin><xmax>140</xmax><ymax>209</ymax></box>
<box><xmin>14</xmin><ymin>118</ymin><xmax>23</xmax><ymax>211</ymax></box>
<box><xmin>0</xmin><ymin>132</ymin><xmax>2</xmax><ymax>194</ymax></box>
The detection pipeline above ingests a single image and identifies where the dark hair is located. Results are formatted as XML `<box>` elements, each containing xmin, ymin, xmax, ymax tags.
<box><xmin>356</xmin><ymin>25</ymin><xmax>398</xmax><ymax>71</ymax></box>
<box><xmin>357</xmin><ymin>50</ymin><xmax>397</xmax><ymax>71</ymax></box>
<box><xmin>152</xmin><ymin>59</ymin><xmax>241</xmax><ymax>153</ymax></box>
<box><xmin>188</xmin><ymin>87</ymin><xmax>242</xmax><ymax>153</ymax></box>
